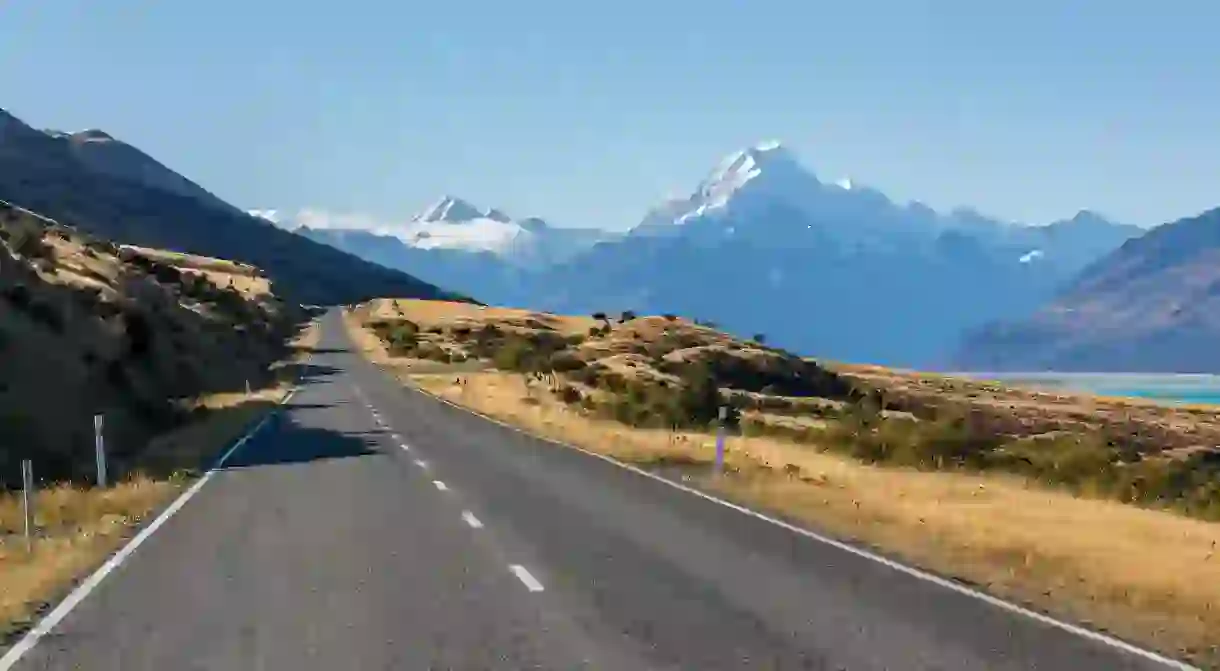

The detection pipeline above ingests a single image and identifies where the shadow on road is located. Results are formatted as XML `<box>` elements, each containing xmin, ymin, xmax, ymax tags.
<box><xmin>276</xmin><ymin>362</ymin><xmax>343</xmax><ymax>384</ymax></box>
<box><xmin>305</xmin><ymin>347</ymin><xmax>351</xmax><ymax>355</ymax></box>
<box><xmin>221</xmin><ymin>413</ymin><xmax>380</xmax><ymax>470</ymax></box>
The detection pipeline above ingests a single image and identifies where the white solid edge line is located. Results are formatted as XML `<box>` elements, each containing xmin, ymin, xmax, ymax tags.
<box><xmin>432</xmin><ymin>480</ymin><xmax>448</xmax><ymax>491</ymax></box>
<box><xmin>419</xmin><ymin>388</ymin><xmax>1198</xmax><ymax>670</ymax></box>
<box><xmin>509</xmin><ymin>565</ymin><xmax>544</xmax><ymax>592</ymax></box>
<box><xmin>0</xmin><ymin>388</ymin><xmax>297</xmax><ymax>671</ymax></box>
<box><xmin>461</xmin><ymin>511</ymin><xmax>484</xmax><ymax>529</ymax></box>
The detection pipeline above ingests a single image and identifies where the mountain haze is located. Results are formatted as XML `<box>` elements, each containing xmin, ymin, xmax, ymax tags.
<box><xmin>955</xmin><ymin>206</ymin><xmax>1220</xmax><ymax>372</ymax></box>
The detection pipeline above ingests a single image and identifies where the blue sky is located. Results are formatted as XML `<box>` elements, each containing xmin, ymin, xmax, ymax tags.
<box><xmin>2</xmin><ymin>1</ymin><xmax>1218</xmax><ymax>230</ymax></box>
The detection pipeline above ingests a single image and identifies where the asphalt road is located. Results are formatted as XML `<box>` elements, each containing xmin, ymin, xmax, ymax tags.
<box><xmin>3</xmin><ymin>310</ymin><xmax>1195</xmax><ymax>670</ymax></box>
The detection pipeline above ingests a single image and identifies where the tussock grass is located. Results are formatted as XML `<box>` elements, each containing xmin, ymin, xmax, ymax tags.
<box><xmin>410</xmin><ymin>370</ymin><xmax>1220</xmax><ymax>667</ymax></box>
<box><xmin>0</xmin><ymin>476</ymin><xmax>177</xmax><ymax>634</ymax></box>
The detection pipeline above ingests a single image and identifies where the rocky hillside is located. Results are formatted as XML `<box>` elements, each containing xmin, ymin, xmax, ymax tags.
<box><xmin>955</xmin><ymin>207</ymin><xmax>1220</xmax><ymax>372</ymax></box>
<box><xmin>0</xmin><ymin>107</ymin><xmax>462</xmax><ymax>306</ymax></box>
<box><xmin>0</xmin><ymin>201</ymin><xmax>307</xmax><ymax>486</ymax></box>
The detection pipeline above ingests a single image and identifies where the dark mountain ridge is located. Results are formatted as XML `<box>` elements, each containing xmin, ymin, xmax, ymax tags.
<box><xmin>0</xmin><ymin>107</ymin><xmax>462</xmax><ymax>306</ymax></box>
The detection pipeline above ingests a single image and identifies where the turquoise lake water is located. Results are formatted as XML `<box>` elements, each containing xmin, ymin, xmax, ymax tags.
<box><xmin>959</xmin><ymin>373</ymin><xmax>1220</xmax><ymax>406</ymax></box>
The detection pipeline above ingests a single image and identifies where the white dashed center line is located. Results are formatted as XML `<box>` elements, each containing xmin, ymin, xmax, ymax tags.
<box><xmin>461</xmin><ymin>511</ymin><xmax>483</xmax><ymax>529</ymax></box>
<box><xmin>414</xmin><ymin>459</ymin><xmax>429</xmax><ymax>470</ymax></box>
<box><xmin>509</xmin><ymin>565</ymin><xmax>544</xmax><ymax>592</ymax></box>
<box><xmin>432</xmin><ymin>480</ymin><xmax>448</xmax><ymax>491</ymax></box>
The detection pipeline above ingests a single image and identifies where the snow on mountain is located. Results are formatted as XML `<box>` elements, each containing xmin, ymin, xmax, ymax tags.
<box><xmin>627</xmin><ymin>140</ymin><xmax>942</xmax><ymax>252</ymax></box>
<box><xmin>256</xmin><ymin>196</ymin><xmax>616</xmax><ymax>266</ymax></box>
<box><xmin>628</xmin><ymin>141</ymin><xmax>1140</xmax><ymax>257</ymax></box>
<box><xmin>522</xmin><ymin>140</ymin><xmax>1144</xmax><ymax>367</ymax></box>
<box><xmin>403</xmin><ymin>196</ymin><xmax>535</xmax><ymax>254</ymax></box>
<box><xmin>414</xmin><ymin>195</ymin><xmax>486</xmax><ymax>224</ymax></box>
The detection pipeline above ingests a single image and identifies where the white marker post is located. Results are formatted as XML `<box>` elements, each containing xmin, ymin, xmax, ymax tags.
<box><xmin>21</xmin><ymin>459</ymin><xmax>33</xmax><ymax>553</ymax></box>
<box><xmin>93</xmin><ymin>414</ymin><xmax>107</xmax><ymax>488</ymax></box>
<box><xmin>714</xmin><ymin>406</ymin><xmax>728</xmax><ymax>475</ymax></box>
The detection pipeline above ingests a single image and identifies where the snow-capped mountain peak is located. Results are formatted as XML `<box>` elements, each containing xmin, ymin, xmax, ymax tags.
<box><xmin>696</xmin><ymin>140</ymin><xmax>808</xmax><ymax>202</ymax></box>
<box><xmin>635</xmin><ymin>139</ymin><xmax>820</xmax><ymax>233</ymax></box>
<box><xmin>486</xmin><ymin>207</ymin><xmax>512</xmax><ymax>223</ymax></box>
<box><xmin>262</xmin><ymin>196</ymin><xmax>615</xmax><ymax>266</ymax></box>
<box><xmin>414</xmin><ymin>195</ymin><xmax>485</xmax><ymax>223</ymax></box>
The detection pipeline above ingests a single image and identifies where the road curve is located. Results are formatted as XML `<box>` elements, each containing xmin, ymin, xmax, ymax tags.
<box><xmin>2</xmin><ymin>310</ymin><xmax>1195</xmax><ymax>670</ymax></box>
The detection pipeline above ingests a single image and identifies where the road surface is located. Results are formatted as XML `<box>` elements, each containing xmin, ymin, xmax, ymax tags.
<box><xmin>2</xmin><ymin>310</ymin><xmax>1194</xmax><ymax>670</ymax></box>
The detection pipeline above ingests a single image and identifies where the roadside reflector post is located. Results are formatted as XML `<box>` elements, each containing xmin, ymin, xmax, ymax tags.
<box><xmin>245</xmin><ymin>378</ymin><xmax>252</xmax><ymax>395</ymax></box>
<box><xmin>21</xmin><ymin>459</ymin><xmax>34</xmax><ymax>553</ymax></box>
<box><xmin>714</xmin><ymin>406</ymin><xmax>728</xmax><ymax>475</ymax></box>
<box><xmin>94</xmin><ymin>413</ymin><xmax>108</xmax><ymax>488</ymax></box>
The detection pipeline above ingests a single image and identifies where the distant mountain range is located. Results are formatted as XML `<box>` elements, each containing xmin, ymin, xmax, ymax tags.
<box><xmin>269</xmin><ymin>141</ymin><xmax>1143</xmax><ymax>366</ymax></box>
<box><xmin>0</xmin><ymin>108</ymin><xmax>457</xmax><ymax>305</ymax></box>
<box><xmin>8</xmin><ymin>100</ymin><xmax>1209</xmax><ymax>371</ymax></box>
<box><xmin>954</xmin><ymin>206</ymin><xmax>1220</xmax><ymax>373</ymax></box>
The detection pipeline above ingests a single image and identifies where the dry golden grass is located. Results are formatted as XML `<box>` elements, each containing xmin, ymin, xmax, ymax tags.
<box><xmin>411</xmin><ymin>370</ymin><xmax>1220</xmax><ymax>666</ymax></box>
<box><xmin>367</xmin><ymin>297</ymin><xmax>598</xmax><ymax>335</ymax></box>
<box><xmin>841</xmin><ymin>363</ymin><xmax>1220</xmax><ymax>454</ymax></box>
<box><xmin>0</xmin><ymin>476</ymin><xmax>177</xmax><ymax>634</ymax></box>
<box><xmin>341</xmin><ymin>306</ymin><xmax>487</xmax><ymax>378</ymax></box>
<box><xmin>119</xmin><ymin>244</ymin><xmax>271</xmax><ymax>299</ymax></box>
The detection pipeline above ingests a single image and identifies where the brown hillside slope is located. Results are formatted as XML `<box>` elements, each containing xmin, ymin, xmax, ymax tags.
<box><xmin>0</xmin><ymin>200</ymin><xmax>305</xmax><ymax>486</ymax></box>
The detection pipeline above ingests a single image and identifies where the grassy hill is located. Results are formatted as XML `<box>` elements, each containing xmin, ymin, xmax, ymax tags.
<box><xmin>352</xmin><ymin>298</ymin><xmax>1220</xmax><ymax>518</ymax></box>
<box><xmin>0</xmin><ymin>200</ymin><xmax>311</xmax><ymax>486</ymax></box>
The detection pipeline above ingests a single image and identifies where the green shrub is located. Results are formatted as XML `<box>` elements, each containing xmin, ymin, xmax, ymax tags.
<box><xmin>492</xmin><ymin>336</ymin><xmax>535</xmax><ymax>371</ymax></box>
<box><xmin>416</xmin><ymin>343</ymin><xmax>451</xmax><ymax>363</ymax></box>
<box><xmin>26</xmin><ymin>299</ymin><xmax>65</xmax><ymax>333</ymax></box>
<box><xmin>385</xmin><ymin>328</ymin><xmax>419</xmax><ymax>356</ymax></box>
<box><xmin>554</xmin><ymin>384</ymin><xmax>583</xmax><ymax>405</ymax></box>
<box><xmin>2</xmin><ymin>283</ymin><xmax>32</xmax><ymax>309</ymax></box>
<box><xmin>123</xmin><ymin>309</ymin><xmax>154</xmax><ymax>359</ymax></box>
<box><xmin>568</xmin><ymin>363</ymin><xmax>601</xmax><ymax>385</ymax></box>
<box><xmin>549</xmin><ymin>352</ymin><xmax>587</xmax><ymax>373</ymax></box>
